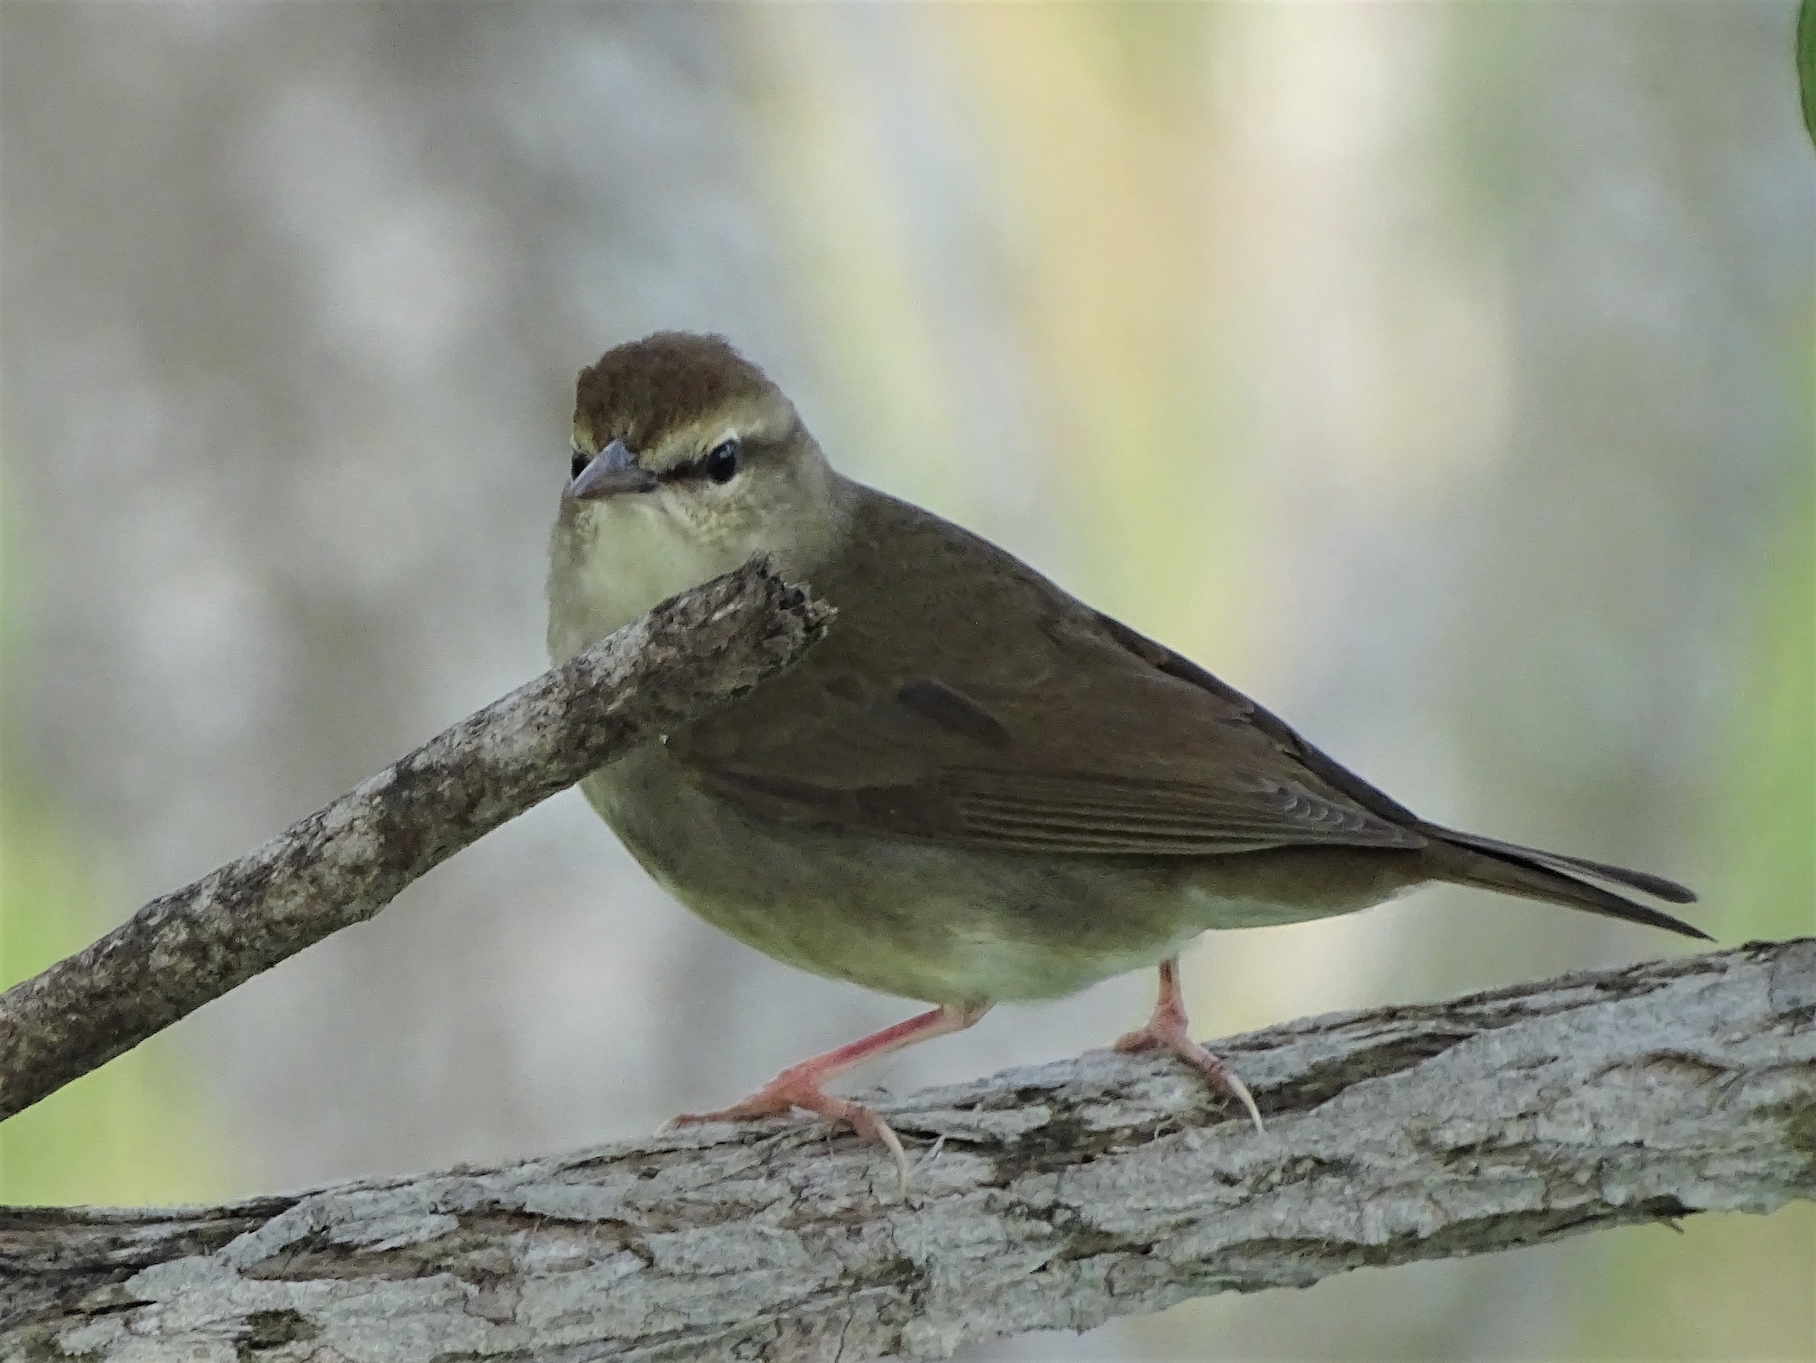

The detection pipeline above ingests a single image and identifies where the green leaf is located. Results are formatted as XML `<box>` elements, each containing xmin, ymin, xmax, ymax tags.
<box><xmin>1800</xmin><ymin>0</ymin><xmax>1816</xmax><ymax>149</ymax></box>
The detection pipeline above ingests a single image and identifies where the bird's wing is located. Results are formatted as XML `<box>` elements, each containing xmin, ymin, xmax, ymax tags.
<box><xmin>667</xmin><ymin>595</ymin><xmax>1425</xmax><ymax>857</ymax></box>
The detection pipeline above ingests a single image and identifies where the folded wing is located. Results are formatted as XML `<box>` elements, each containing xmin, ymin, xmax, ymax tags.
<box><xmin>671</xmin><ymin>600</ymin><xmax>1426</xmax><ymax>857</ymax></box>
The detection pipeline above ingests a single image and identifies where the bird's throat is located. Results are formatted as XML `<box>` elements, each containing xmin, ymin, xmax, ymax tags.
<box><xmin>546</xmin><ymin>501</ymin><xmax>745</xmax><ymax>663</ymax></box>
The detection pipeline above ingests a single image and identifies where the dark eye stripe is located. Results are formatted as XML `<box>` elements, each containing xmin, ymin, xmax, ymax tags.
<box><xmin>659</xmin><ymin>435</ymin><xmax>768</xmax><ymax>482</ymax></box>
<box><xmin>657</xmin><ymin>458</ymin><xmax>710</xmax><ymax>483</ymax></box>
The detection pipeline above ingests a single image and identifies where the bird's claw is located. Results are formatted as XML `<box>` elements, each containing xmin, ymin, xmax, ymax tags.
<box><xmin>1114</xmin><ymin>1019</ymin><xmax>1266</xmax><ymax>1135</ymax></box>
<box><xmin>661</xmin><ymin>1076</ymin><xmax>913</xmax><ymax>1195</ymax></box>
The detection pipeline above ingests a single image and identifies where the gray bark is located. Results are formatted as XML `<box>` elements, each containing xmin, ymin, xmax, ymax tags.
<box><xmin>4</xmin><ymin>937</ymin><xmax>1811</xmax><ymax>1362</ymax></box>
<box><xmin>0</xmin><ymin>559</ymin><xmax>833</xmax><ymax>1122</ymax></box>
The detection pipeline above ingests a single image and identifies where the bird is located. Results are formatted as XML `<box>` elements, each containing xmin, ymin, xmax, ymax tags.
<box><xmin>546</xmin><ymin>330</ymin><xmax>1704</xmax><ymax>1182</ymax></box>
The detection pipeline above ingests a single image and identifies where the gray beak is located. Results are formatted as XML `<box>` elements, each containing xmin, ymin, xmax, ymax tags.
<box><xmin>569</xmin><ymin>439</ymin><xmax>658</xmax><ymax>500</ymax></box>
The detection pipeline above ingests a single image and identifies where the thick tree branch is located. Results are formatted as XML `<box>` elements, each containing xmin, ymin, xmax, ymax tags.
<box><xmin>3</xmin><ymin>939</ymin><xmax>1811</xmax><ymax>1362</ymax></box>
<box><xmin>0</xmin><ymin>558</ymin><xmax>833</xmax><ymax>1122</ymax></box>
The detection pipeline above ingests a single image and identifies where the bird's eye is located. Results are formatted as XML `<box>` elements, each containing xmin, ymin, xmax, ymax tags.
<box><xmin>570</xmin><ymin>448</ymin><xmax>589</xmax><ymax>480</ymax></box>
<box><xmin>704</xmin><ymin>438</ymin><xmax>740</xmax><ymax>484</ymax></box>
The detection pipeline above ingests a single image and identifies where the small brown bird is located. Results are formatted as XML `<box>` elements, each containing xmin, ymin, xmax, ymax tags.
<box><xmin>547</xmin><ymin>331</ymin><xmax>1703</xmax><ymax>1178</ymax></box>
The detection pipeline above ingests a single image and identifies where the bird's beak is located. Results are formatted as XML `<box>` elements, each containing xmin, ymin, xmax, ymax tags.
<box><xmin>568</xmin><ymin>439</ymin><xmax>658</xmax><ymax>500</ymax></box>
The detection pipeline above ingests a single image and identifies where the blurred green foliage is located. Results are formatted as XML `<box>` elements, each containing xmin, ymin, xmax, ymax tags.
<box><xmin>1800</xmin><ymin>0</ymin><xmax>1816</xmax><ymax>146</ymax></box>
<box><xmin>1574</xmin><ymin>483</ymin><xmax>1815</xmax><ymax>1358</ymax></box>
<box><xmin>1</xmin><ymin>472</ymin><xmax>230</xmax><ymax>1204</ymax></box>
<box><xmin>1713</xmin><ymin>497</ymin><xmax>1816</xmax><ymax>945</ymax></box>
<box><xmin>0</xmin><ymin>789</ymin><xmax>231</xmax><ymax>1205</ymax></box>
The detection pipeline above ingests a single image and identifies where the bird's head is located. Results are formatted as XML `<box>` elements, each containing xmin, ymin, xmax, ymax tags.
<box><xmin>547</xmin><ymin>332</ymin><xmax>846</xmax><ymax>661</ymax></box>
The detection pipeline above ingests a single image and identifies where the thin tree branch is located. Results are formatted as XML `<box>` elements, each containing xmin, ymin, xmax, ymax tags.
<box><xmin>0</xmin><ymin>558</ymin><xmax>834</xmax><ymax>1122</ymax></box>
<box><xmin>3</xmin><ymin>939</ymin><xmax>1812</xmax><ymax>1362</ymax></box>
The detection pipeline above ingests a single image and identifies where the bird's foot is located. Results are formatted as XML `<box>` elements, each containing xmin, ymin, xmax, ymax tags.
<box><xmin>1113</xmin><ymin>958</ymin><xmax>1266</xmax><ymax>1134</ymax></box>
<box><xmin>666</xmin><ymin>1065</ymin><xmax>912</xmax><ymax>1193</ymax></box>
<box><xmin>661</xmin><ymin>1001</ymin><xmax>991</xmax><ymax>1196</ymax></box>
<box><xmin>1112</xmin><ymin>1019</ymin><xmax>1264</xmax><ymax>1133</ymax></box>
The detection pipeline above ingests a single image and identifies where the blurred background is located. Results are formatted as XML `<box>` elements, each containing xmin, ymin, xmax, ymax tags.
<box><xmin>2</xmin><ymin>3</ymin><xmax>1810</xmax><ymax>1359</ymax></box>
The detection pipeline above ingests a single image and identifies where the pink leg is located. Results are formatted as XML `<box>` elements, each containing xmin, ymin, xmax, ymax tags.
<box><xmin>669</xmin><ymin>998</ymin><xmax>992</xmax><ymax>1189</ymax></box>
<box><xmin>1113</xmin><ymin>957</ymin><xmax>1265</xmax><ymax>1134</ymax></box>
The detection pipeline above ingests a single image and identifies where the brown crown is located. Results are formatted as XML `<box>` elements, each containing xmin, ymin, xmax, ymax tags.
<box><xmin>574</xmin><ymin>332</ymin><xmax>777</xmax><ymax>454</ymax></box>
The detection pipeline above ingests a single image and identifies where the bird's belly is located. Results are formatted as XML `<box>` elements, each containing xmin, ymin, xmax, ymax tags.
<box><xmin>581</xmin><ymin>748</ymin><xmax>1405</xmax><ymax>1005</ymax></box>
<box><xmin>580</xmin><ymin>755</ymin><xmax>1213</xmax><ymax>1004</ymax></box>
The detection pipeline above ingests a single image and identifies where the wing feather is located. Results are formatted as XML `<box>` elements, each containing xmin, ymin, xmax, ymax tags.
<box><xmin>666</xmin><ymin>491</ymin><xmax>1429</xmax><ymax>858</ymax></box>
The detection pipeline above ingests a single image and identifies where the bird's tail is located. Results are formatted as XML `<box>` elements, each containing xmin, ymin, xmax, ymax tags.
<box><xmin>1421</xmin><ymin>826</ymin><xmax>1709</xmax><ymax>940</ymax></box>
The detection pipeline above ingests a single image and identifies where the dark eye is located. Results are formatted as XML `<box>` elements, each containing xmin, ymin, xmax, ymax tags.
<box><xmin>704</xmin><ymin>438</ymin><xmax>740</xmax><ymax>484</ymax></box>
<box><xmin>570</xmin><ymin>448</ymin><xmax>589</xmax><ymax>480</ymax></box>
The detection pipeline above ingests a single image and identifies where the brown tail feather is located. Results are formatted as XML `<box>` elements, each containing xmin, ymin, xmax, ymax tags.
<box><xmin>1424</xmin><ymin>832</ymin><xmax>1709</xmax><ymax>941</ymax></box>
<box><xmin>1430</xmin><ymin>827</ymin><xmax>1697</xmax><ymax>904</ymax></box>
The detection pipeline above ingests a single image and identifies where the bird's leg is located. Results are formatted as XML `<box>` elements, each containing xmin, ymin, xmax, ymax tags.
<box><xmin>667</xmin><ymin>999</ymin><xmax>991</xmax><ymax>1190</ymax></box>
<box><xmin>1113</xmin><ymin>957</ymin><xmax>1265</xmax><ymax>1133</ymax></box>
